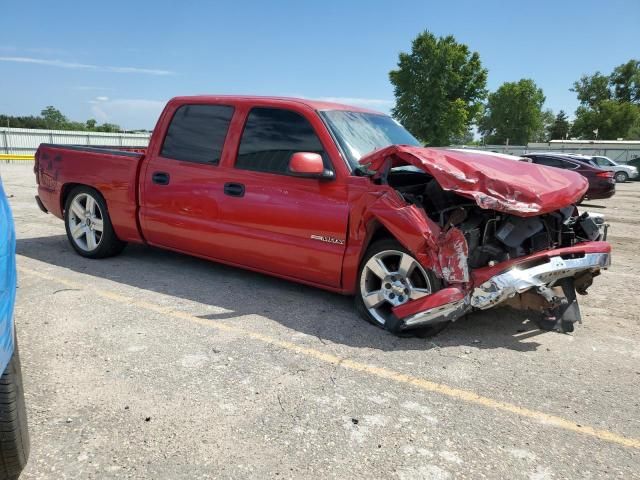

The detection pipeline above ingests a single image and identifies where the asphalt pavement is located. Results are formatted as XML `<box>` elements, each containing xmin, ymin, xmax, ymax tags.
<box><xmin>1</xmin><ymin>162</ymin><xmax>638</xmax><ymax>479</ymax></box>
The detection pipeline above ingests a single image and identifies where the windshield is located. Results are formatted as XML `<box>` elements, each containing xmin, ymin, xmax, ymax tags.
<box><xmin>319</xmin><ymin>110</ymin><xmax>421</xmax><ymax>169</ymax></box>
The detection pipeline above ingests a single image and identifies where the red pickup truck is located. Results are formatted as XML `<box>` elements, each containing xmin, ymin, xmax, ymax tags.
<box><xmin>34</xmin><ymin>96</ymin><xmax>611</xmax><ymax>336</ymax></box>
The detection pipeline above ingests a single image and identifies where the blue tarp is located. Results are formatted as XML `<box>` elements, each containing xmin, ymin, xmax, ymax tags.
<box><xmin>0</xmin><ymin>178</ymin><xmax>16</xmax><ymax>374</ymax></box>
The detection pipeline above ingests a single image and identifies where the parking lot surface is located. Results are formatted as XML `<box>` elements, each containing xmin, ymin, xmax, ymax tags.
<box><xmin>2</xmin><ymin>162</ymin><xmax>639</xmax><ymax>479</ymax></box>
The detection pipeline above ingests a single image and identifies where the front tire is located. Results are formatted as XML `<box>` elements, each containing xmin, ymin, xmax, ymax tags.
<box><xmin>64</xmin><ymin>186</ymin><xmax>126</xmax><ymax>259</ymax></box>
<box><xmin>355</xmin><ymin>239</ymin><xmax>448</xmax><ymax>337</ymax></box>
<box><xmin>614</xmin><ymin>171</ymin><xmax>628</xmax><ymax>183</ymax></box>
<box><xmin>0</xmin><ymin>340</ymin><xmax>30</xmax><ymax>480</ymax></box>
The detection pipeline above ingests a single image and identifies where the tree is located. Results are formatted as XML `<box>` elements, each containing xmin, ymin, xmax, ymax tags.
<box><xmin>96</xmin><ymin>123</ymin><xmax>121</xmax><ymax>133</ymax></box>
<box><xmin>478</xmin><ymin>79</ymin><xmax>546</xmax><ymax>145</ymax></box>
<box><xmin>610</xmin><ymin>59</ymin><xmax>640</xmax><ymax>104</ymax></box>
<box><xmin>571</xmin><ymin>73</ymin><xmax>611</xmax><ymax>108</ymax></box>
<box><xmin>571</xmin><ymin>60</ymin><xmax>640</xmax><ymax>139</ymax></box>
<box><xmin>547</xmin><ymin>110</ymin><xmax>571</xmax><ymax>140</ymax></box>
<box><xmin>40</xmin><ymin>106</ymin><xmax>68</xmax><ymax>129</ymax></box>
<box><xmin>534</xmin><ymin>109</ymin><xmax>555</xmax><ymax>142</ymax></box>
<box><xmin>86</xmin><ymin>119</ymin><xmax>97</xmax><ymax>130</ymax></box>
<box><xmin>571</xmin><ymin>101</ymin><xmax>639</xmax><ymax>139</ymax></box>
<box><xmin>389</xmin><ymin>31</ymin><xmax>487</xmax><ymax>146</ymax></box>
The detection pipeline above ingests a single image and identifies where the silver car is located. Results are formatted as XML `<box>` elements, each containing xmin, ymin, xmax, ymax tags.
<box><xmin>587</xmin><ymin>156</ymin><xmax>638</xmax><ymax>183</ymax></box>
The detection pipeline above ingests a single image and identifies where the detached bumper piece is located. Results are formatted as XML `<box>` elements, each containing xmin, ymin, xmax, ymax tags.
<box><xmin>392</xmin><ymin>249</ymin><xmax>611</xmax><ymax>330</ymax></box>
<box><xmin>470</xmin><ymin>252</ymin><xmax>610</xmax><ymax>310</ymax></box>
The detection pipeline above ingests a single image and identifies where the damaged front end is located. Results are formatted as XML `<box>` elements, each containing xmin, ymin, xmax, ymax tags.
<box><xmin>358</xmin><ymin>146</ymin><xmax>612</xmax><ymax>333</ymax></box>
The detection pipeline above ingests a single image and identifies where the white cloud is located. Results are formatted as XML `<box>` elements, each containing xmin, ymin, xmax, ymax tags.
<box><xmin>95</xmin><ymin>96</ymin><xmax>109</xmax><ymax>102</ymax></box>
<box><xmin>90</xmin><ymin>98</ymin><xmax>166</xmax><ymax>129</ymax></box>
<box><xmin>0</xmin><ymin>56</ymin><xmax>174</xmax><ymax>76</ymax></box>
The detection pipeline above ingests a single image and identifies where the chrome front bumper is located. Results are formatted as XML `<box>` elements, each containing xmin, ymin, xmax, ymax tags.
<box><xmin>470</xmin><ymin>252</ymin><xmax>611</xmax><ymax>310</ymax></box>
<box><xmin>400</xmin><ymin>251</ymin><xmax>610</xmax><ymax>329</ymax></box>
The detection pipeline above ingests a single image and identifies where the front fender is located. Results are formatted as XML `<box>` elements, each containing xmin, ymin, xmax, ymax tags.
<box><xmin>342</xmin><ymin>184</ymin><xmax>469</xmax><ymax>293</ymax></box>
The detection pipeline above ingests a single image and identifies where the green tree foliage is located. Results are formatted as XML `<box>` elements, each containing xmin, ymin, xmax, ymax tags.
<box><xmin>40</xmin><ymin>106</ymin><xmax>68</xmax><ymax>129</ymax></box>
<box><xmin>389</xmin><ymin>31</ymin><xmax>487</xmax><ymax>146</ymax></box>
<box><xmin>571</xmin><ymin>73</ymin><xmax>611</xmax><ymax>108</ymax></box>
<box><xmin>478</xmin><ymin>79</ymin><xmax>546</xmax><ymax>145</ymax></box>
<box><xmin>571</xmin><ymin>101</ymin><xmax>639</xmax><ymax>140</ymax></box>
<box><xmin>547</xmin><ymin>110</ymin><xmax>571</xmax><ymax>140</ymax></box>
<box><xmin>571</xmin><ymin>60</ymin><xmax>640</xmax><ymax>139</ymax></box>
<box><xmin>610</xmin><ymin>60</ymin><xmax>640</xmax><ymax>104</ymax></box>
<box><xmin>1</xmin><ymin>108</ymin><xmax>122</xmax><ymax>132</ymax></box>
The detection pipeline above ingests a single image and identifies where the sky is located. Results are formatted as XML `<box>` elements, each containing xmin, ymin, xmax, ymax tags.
<box><xmin>0</xmin><ymin>0</ymin><xmax>638</xmax><ymax>130</ymax></box>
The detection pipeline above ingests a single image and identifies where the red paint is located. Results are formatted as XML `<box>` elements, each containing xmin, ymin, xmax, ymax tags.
<box><xmin>360</xmin><ymin>146</ymin><xmax>589</xmax><ymax>216</ymax></box>
<box><xmin>34</xmin><ymin>95</ymin><xmax>611</xmax><ymax>313</ymax></box>
<box><xmin>437</xmin><ymin>228</ymin><xmax>469</xmax><ymax>283</ymax></box>
<box><xmin>392</xmin><ymin>286</ymin><xmax>466</xmax><ymax>319</ymax></box>
<box><xmin>288</xmin><ymin>152</ymin><xmax>325</xmax><ymax>176</ymax></box>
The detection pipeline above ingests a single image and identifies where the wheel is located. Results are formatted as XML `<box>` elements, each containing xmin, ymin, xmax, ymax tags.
<box><xmin>614</xmin><ymin>171</ymin><xmax>628</xmax><ymax>183</ymax></box>
<box><xmin>64</xmin><ymin>186</ymin><xmax>126</xmax><ymax>259</ymax></box>
<box><xmin>0</xmin><ymin>340</ymin><xmax>30</xmax><ymax>480</ymax></box>
<box><xmin>355</xmin><ymin>239</ymin><xmax>447</xmax><ymax>337</ymax></box>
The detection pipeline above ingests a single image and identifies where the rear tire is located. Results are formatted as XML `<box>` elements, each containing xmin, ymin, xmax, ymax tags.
<box><xmin>614</xmin><ymin>171</ymin><xmax>628</xmax><ymax>183</ymax></box>
<box><xmin>64</xmin><ymin>186</ymin><xmax>126</xmax><ymax>259</ymax></box>
<box><xmin>0</xmin><ymin>340</ymin><xmax>30</xmax><ymax>480</ymax></box>
<box><xmin>355</xmin><ymin>239</ymin><xmax>449</xmax><ymax>337</ymax></box>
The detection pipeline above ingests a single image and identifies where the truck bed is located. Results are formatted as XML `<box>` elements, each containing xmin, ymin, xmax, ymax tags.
<box><xmin>35</xmin><ymin>144</ymin><xmax>147</xmax><ymax>243</ymax></box>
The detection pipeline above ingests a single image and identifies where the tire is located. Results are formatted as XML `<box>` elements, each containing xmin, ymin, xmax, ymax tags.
<box><xmin>355</xmin><ymin>239</ymin><xmax>448</xmax><ymax>337</ymax></box>
<box><xmin>0</xmin><ymin>340</ymin><xmax>30</xmax><ymax>480</ymax></box>
<box><xmin>614</xmin><ymin>171</ymin><xmax>628</xmax><ymax>183</ymax></box>
<box><xmin>64</xmin><ymin>186</ymin><xmax>126</xmax><ymax>259</ymax></box>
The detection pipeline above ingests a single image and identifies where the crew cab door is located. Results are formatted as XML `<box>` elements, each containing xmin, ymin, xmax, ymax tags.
<box><xmin>139</xmin><ymin>103</ymin><xmax>235</xmax><ymax>256</ymax></box>
<box><xmin>216</xmin><ymin>107</ymin><xmax>349</xmax><ymax>287</ymax></box>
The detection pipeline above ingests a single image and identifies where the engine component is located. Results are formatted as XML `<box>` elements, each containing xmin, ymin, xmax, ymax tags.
<box><xmin>495</xmin><ymin>216</ymin><xmax>544</xmax><ymax>248</ymax></box>
<box><xmin>577</xmin><ymin>213</ymin><xmax>602</xmax><ymax>241</ymax></box>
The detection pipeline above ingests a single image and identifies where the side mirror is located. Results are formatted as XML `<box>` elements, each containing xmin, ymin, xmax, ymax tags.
<box><xmin>288</xmin><ymin>152</ymin><xmax>332</xmax><ymax>179</ymax></box>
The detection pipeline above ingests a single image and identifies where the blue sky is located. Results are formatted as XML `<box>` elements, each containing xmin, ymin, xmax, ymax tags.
<box><xmin>1</xmin><ymin>0</ymin><xmax>638</xmax><ymax>130</ymax></box>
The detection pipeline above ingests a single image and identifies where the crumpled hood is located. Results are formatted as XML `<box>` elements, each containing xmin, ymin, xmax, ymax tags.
<box><xmin>359</xmin><ymin>146</ymin><xmax>588</xmax><ymax>216</ymax></box>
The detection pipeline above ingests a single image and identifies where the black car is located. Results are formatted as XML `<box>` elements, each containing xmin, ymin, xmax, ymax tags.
<box><xmin>522</xmin><ymin>153</ymin><xmax>615</xmax><ymax>201</ymax></box>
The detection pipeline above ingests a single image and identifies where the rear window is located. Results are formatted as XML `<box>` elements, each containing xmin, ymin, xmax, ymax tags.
<box><xmin>161</xmin><ymin>104</ymin><xmax>234</xmax><ymax>164</ymax></box>
<box><xmin>235</xmin><ymin>107</ymin><xmax>325</xmax><ymax>174</ymax></box>
<box><xmin>531</xmin><ymin>156</ymin><xmax>576</xmax><ymax>169</ymax></box>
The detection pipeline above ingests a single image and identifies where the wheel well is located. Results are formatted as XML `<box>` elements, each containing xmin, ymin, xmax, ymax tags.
<box><xmin>368</xmin><ymin>224</ymin><xmax>394</xmax><ymax>246</ymax></box>
<box><xmin>60</xmin><ymin>183</ymin><xmax>103</xmax><ymax>213</ymax></box>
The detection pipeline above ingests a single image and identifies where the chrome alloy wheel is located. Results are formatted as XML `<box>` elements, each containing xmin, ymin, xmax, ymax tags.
<box><xmin>359</xmin><ymin>249</ymin><xmax>432</xmax><ymax>326</ymax></box>
<box><xmin>67</xmin><ymin>193</ymin><xmax>104</xmax><ymax>252</ymax></box>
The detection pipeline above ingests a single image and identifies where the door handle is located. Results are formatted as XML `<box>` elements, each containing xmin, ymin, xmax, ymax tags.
<box><xmin>152</xmin><ymin>171</ymin><xmax>170</xmax><ymax>185</ymax></box>
<box><xmin>224</xmin><ymin>182</ymin><xmax>245</xmax><ymax>197</ymax></box>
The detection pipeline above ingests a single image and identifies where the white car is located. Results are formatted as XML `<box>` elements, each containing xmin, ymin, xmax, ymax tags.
<box><xmin>587</xmin><ymin>156</ymin><xmax>638</xmax><ymax>183</ymax></box>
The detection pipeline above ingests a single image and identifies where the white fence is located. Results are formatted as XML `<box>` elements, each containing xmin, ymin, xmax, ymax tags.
<box><xmin>0</xmin><ymin>127</ymin><xmax>151</xmax><ymax>156</ymax></box>
<box><xmin>454</xmin><ymin>141</ymin><xmax>640</xmax><ymax>164</ymax></box>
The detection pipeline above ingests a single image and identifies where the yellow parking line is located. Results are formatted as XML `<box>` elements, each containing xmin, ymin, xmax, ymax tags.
<box><xmin>0</xmin><ymin>154</ymin><xmax>33</xmax><ymax>160</ymax></box>
<box><xmin>17</xmin><ymin>264</ymin><xmax>640</xmax><ymax>450</ymax></box>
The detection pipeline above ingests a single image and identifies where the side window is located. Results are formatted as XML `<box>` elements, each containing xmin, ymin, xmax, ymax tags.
<box><xmin>533</xmin><ymin>156</ymin><xmax>565</xmax><ymax>168</ymax></box>
<box><xmin>560</xmin><ymin>160</ymin><xmax>579</xmax><ymax>170</ymax></box>
<box><xmin>236</xmin><ymin>107</ymin><xmax>325</xmax><ymax>174</ymax></box>
<box><xmin>595</xmin><ymin>157</ymin><xmax>611</xmax><ymax>167</ymax></box>
<box><xmin>161</xmin><ymin>104</ymin><xmax>234</xmax><ymax>164</ymax></box>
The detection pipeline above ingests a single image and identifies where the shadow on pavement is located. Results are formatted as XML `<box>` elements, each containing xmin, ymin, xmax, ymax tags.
<box><xmin>17</xmin><ymin>235</ymin><xmax>548</xmax><ymax>353</ymax></box>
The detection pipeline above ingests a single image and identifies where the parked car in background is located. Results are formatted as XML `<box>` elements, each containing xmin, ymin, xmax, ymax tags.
<box><xmin>629</xmin><ymin>157</ymin><xmax>640</xmax><ymax>180</ymax></box>
<box><xmin>522</xmin><ymin>153</ymin><xmax>615</xmax><ymax>201</ymax></box>
<box><xmin>0</xmin><ymin>177</ymin><xmax>30</xmax><ymax>479</ymax></box>
<box><xmin>570</xmin><ymin>155</ymin><xmax>637</xmax><ymax>183</ymax></box>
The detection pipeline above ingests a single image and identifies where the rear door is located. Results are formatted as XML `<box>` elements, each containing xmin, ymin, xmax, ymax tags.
<box><xmin>215</xmin><ymin>106</ymin><xmax>349</xmax><ymax>287</ymax></box>
<box><xmin>139</xmin><ymin>103</ymin><xmax>235</xmax><ymax>257</ymax></box>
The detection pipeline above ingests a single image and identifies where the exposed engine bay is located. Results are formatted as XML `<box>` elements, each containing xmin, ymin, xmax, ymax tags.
<box><xmin>388</xmin><ymin>168</ymin><xmax>607</xmax><ymax>270</ymax></box>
